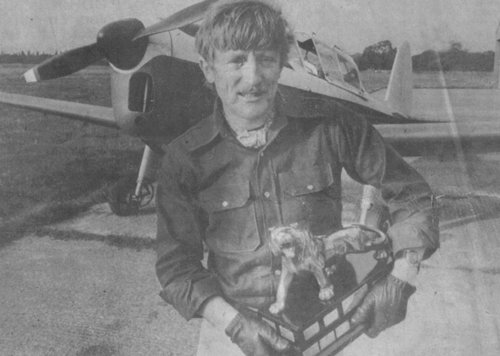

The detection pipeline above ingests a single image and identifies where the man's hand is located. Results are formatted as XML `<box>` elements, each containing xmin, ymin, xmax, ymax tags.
<box><xmin>225</xmin><ymin>311</ymin><xmax>293</xmax><ymax>356</ymax></box>
<box><xmin>325</xmin><ymin>224</ymin><xmax>388</xmax><ymax>254</ymax></box>
<box><xmin>351</xmin><ymin>274</ymin><xmax>416</xmax><ymax>338</ymax></box>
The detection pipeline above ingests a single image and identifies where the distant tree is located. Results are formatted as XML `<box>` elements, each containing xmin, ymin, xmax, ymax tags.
<box><xmin>351</xmin><ymin>52</ymin><xmax>362</xmax><ymax>66</ymax></box>
<box><xmin>412</xmin><ymin>49</ymin><xmax>442</xmax><ymax>71</ymax></box>
<box><xmin>450</xmin><ymin>41</ymin><xmax>463</xmax><ymax>52</ymax></box>
<box><xmin>0</xmin><ymin>51</ymin><xmax>104</xmax><ymax>65</ymax></box>
<box><xmin>0</xmin><ymin>51</ymin><xmax>53</xmax><ymax>64</ymax></box>
<box><xmin>412</xmin><ymin>41</ymin><xmax>494</xmax><ymax>72</ymax></box>
<box><xmin>357</xmin><ymin>40</ymin><xmax>397</xmax><ymax>70</ymax></box>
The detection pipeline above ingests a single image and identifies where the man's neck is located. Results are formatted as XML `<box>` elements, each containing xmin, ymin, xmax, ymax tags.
<box><xmin>225</xmin><ymin>108</ymin><xmax>275</xmax><ymax>133</ymax></box>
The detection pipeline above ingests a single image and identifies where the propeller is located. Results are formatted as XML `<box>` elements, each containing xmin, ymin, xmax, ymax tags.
<box><xmin>24</xmin><ymin>0</ymin><xmax>216</xmax><ymax>82</ymax></box>
<box><xmin>24</xmin><ymin>18</ymin><xmax>148</xmax><ymax>82</ymax></box>
<box><xmin>134</xmin><ymin>0</ymin><xmax>217</xmax><ymax>40</ymax></box>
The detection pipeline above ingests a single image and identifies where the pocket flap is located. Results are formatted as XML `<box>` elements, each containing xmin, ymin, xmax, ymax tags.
<box><xmin>199</xmin><ymin>180</ymin><xmax>250</xmax><ymax>212</ymax></box>
<box><xmin>280</xmin><ymin>164</ymin><xmax>334</xmax><ymax>196</ymax></box>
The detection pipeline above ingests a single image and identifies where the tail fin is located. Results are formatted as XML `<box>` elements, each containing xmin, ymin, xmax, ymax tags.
<box><xmin>494</xmin><ymin>22</ymin><xmax>500</xmax><ymax>88</ymax></box>
<box><xmin>385</xmin><ymin>41</ymin><xmax>412</xmax><ymax>117</ymax></box>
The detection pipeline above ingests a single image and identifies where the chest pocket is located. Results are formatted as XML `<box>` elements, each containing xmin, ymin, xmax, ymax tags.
<box><xmin>278</xmin><ymin>163</ymin><xmax>341</xmax><ymax>234</ymax></box>
<box><xmin>280</xmin><ymin>163</ymin><xmax>336</xmax><ymax>196</ymax></box>
<box><xmin>198</xmin><ymin>179</ymin><xmax>260</xmax><ymax>253</ymax></box>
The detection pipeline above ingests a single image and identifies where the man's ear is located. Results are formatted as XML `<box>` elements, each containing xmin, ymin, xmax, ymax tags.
<box><xmin>199</xmin><ymin>56</ymin><xmax>215</xmax><ymax>83</ymax></box>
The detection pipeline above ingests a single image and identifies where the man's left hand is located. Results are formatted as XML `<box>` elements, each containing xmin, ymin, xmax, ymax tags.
<box><xmin>351</xmin><ymin>274</ymin><xmax>416</xmax><ymax>338</ymax></box>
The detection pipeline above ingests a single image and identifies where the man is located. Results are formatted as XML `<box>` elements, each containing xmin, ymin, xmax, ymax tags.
<box><xmin>155</xmin><ymin>1</ymin><xmax>439</xmax><ymax>355</ymax></box>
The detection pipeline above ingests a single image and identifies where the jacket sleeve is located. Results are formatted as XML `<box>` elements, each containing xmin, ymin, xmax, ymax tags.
<box><xmin>155</xmin><ymin>147</ymin><xmax>222</xmax><ymax>320</ymax></box>
<box><xmin>335</xmin><ymin>115</ymin><xmax>439</xmax><ymax>258</ymax></box>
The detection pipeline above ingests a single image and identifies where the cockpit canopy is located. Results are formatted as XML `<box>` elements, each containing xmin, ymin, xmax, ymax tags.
<box><xmin>289</xmin><ymin>32</ymin><xmax>364</xmax><ymax>93</ymax></box>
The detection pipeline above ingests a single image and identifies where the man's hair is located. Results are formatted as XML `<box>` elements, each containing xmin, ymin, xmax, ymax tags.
<box><xmin>195</xmin><ymin>0</ymin><xmax>293</xmax><ymax>66</ymax></box>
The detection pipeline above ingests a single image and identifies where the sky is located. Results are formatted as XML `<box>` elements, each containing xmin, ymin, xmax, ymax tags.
<box><xmin>0</xmin><ymin>0</ymin><xmax>499</xmax><ymax>55</ymax></box>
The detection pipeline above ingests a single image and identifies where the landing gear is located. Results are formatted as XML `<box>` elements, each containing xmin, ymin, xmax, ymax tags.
<box><xmin>106</xmin><ymin>145</ymin><xmax>159</xmax><ymax>216</ymax></box>
<box><xmin>107</xmin><ymin>176</ymin><xmax>155</xmax><ymax>216</ymax></box>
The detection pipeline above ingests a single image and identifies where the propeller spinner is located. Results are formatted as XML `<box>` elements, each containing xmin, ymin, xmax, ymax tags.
<box><xmin>24</xmin><ymin>18</ymin><xmax>148</xmax><ymax>82</ymax></box>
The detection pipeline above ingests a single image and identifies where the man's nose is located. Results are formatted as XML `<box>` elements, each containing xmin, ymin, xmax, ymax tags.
<box><xmin>241</xmin><ymin>54</ymin><xmax>262</xmax><ymax>85</ymax></box>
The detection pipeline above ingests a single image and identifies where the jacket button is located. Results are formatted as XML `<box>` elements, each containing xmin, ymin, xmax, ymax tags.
<box><xmin>222</xmin><ymin>201</ymin><xmax>229</xmax><ymax>208</ymax></box>
<box><xmin>264</xmin><ymin>191</ymin><xmax>271</xmax><ymax>198</ymax></box>
<box><xmin>307</xmin><ymin>185</ymin><xmax>314</xmax><ymax>190</ymax></box>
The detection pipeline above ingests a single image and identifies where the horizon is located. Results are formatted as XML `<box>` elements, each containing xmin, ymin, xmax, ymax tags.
<box><xmin>0</xmin><ymin>40</ymin><xmax>495</xmax><ymax>57</ymax></box>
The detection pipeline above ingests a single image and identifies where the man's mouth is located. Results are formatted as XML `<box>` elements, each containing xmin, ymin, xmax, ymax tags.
<box><xmin>239</xmin><ymin>89</ymin><xmax>266</xmax><ymax>101</ymax></box>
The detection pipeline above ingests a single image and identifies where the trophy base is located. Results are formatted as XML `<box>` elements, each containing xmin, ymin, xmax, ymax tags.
<box><xmin>250</xmin><ymin>252</ymin><xmax>393</xmax><ymax>356</ymax></box>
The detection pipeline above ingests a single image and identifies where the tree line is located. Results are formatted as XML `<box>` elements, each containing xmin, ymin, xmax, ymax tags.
<box><xmin>0</xmin><ymin>51</ymin><xmax>53</xmax><ymax>64</ymax></box>
<box><xmin>0</xmin><ymin>51</ymin><xmax>107</xmax><ymax>65</ymax></box>
<box><xmin>0</xmin><ymin>42</ymin><xmax>495</xmax><ymax>71</ymax></box>
<box><xmin>353</xmin><ymin>40</ymin><xmax>495</xmax><ymax>72</ymax></box>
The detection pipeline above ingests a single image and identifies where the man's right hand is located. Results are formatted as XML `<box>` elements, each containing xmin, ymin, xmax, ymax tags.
<box><xmin>225</xmin><ymin>311</ymin><xmax>293</xmax><ymax>356</ymax></box>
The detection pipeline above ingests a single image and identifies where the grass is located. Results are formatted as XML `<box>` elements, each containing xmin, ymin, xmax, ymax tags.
<box><xmin>360</xmin><ymin>69</ymin><xmax>495</xmax><ymax>92</ymax></box>
<box><xmin>0</xmin><ymin>63</ymin><xmax>496</xmax><ymax>242</ymax></box>
<box><xmin>0</xmin><ymin>64</ymin><xmax>142</xmax><ymax>241</ymax></box>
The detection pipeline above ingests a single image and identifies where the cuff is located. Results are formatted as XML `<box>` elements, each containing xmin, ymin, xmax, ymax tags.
<box><xmin>159</xmin><ymin>274</ymin><xmax>223</xmax><ymax>321</ymax></box>
<box><xmin>391</xmin><ymin>256</ymin><xmax>419</xmax><ymax>286</ymax></box>
<box><xmin>224</xmin><ymin>312</ymin><xmax>243</xmax><ymax>340</ymax></box>
<box><xmin>388</xmin><ymin>211</ymin><xmax>439</xmax><ymax>258</ymax></box>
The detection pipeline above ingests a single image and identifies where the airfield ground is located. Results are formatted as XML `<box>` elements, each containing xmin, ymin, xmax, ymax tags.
<box><xmin>1</xmin><ymin>65</ymin><xmax>500</xmax><ymax>355</ymax></box>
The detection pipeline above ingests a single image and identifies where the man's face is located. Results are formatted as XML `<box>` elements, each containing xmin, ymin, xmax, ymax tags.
<box><xmin>200</xmin><ymin>48</ymin><xmax>282</xmax><ymax>125</ymax></box>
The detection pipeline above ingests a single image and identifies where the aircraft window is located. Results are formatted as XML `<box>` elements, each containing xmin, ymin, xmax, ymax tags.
<box><xmin>313</xmin><ymin>40</ymin><xmax>344</xmax><ymax>84</ymax></box>
<box><xmin>296</xmin><ymin>38</ymin><xmax>324</xmax><ymax>78</ymax></box>
<box><xmin>129</xmin><ymin>72</ymin><xmax>153</xmax><ymax>112</ymax></box>
<box><xmin>294</xmin><ymin>34</ymin><xmax>363</xmax><ymax>91</ymax></box>
<box><xmin>304</xmin><ymin>52</ymin><xmax>323</xmax><ymax>77</ymax></box>
<box><xmin>337</xmin><ymin>54</ymin><xmax>361</xmax><ymax>90</ymax></box>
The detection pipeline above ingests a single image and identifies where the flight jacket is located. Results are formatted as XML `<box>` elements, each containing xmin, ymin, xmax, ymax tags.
<box><xmin>155</xmin><ymin>99</ymin><xmax>439</xmax><ymax>320</ymax></box>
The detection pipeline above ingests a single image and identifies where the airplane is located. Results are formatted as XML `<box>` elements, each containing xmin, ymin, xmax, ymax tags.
<box><xmin>1</xmin><ymin>0</ymin><xmax>500</xmax><ymax>218</ymax></box>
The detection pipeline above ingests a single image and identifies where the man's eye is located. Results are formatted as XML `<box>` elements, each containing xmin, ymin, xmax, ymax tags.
<box><xmin>230</xmin><ymin>56</ymin><xmax>246</xmax><ymax>65</ymax></box>
<box><xmin>259</xmin><ymin>56</ymin><xmax>278</xmax><ymax>66</ymax></box>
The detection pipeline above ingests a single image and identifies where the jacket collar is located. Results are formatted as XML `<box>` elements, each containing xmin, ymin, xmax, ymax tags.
<box><xmin>180</xmin><ymin>95</ymin><xmax>289</xmax><ymax>152</ymax></box>
<box><xmin>194</xmin><ymin>96</ymin><xmax>289</xmax><ymax>150</ymax></box>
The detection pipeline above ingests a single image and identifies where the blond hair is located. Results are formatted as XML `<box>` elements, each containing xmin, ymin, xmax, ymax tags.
<box><xmin>195</xmin><ymin>0</ymin><xmax>294</xmax><ymax>66</ymax></box>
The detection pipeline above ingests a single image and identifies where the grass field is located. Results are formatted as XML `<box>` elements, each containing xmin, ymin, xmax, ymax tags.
<box><xmin>0</xmin><ymin>63</ymin><xmax>495</xmax><ymax>242</ymax></box>
<box><xmin>360</xmin><ymin>69</ymin><xmax>495</xmax><ymax>92</ymax></box>
<box><xmin>0</xmin><ymin>64</ymin><xmax>143</xmax><ymax>242</ymax></box>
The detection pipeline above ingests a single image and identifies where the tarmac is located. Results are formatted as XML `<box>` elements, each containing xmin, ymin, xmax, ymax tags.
<box><xmin>0</xmin><ymin>203</ymin><xmax>200</xmax><ymax>356</ymax></box>
<box><xmin>2</xmin><ymin>157</ymin><xmax>500</xmax><ymax>355</ymax></box>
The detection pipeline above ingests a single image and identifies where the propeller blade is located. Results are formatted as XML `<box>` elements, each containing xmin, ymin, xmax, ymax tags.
<box><xmin>24</xmin><ymin>44</ymin><xmax>102</xmax><ymax>82</ymax></box>
<box><xmin>134</xmin><ymin>0</ymin><xmax>217</xmax><ymax>40</ymax></box>
<box><xmin>24</xmin><ymin>18</ymin><xmax>148</xmax><ymax>82</ymax></box>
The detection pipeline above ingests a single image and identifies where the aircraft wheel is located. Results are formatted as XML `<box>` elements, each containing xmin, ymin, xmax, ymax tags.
<box><xmin>107</xmin><ymin>176</ymin><xmax>154</xmax><ymax>216</ymax></box>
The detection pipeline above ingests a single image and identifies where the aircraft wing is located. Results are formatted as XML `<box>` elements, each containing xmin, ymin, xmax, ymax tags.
<box><xmin>372</xmin><ymin>86</ymin><xmax>500</xmax><ymax>156</ymax></box>
<box><xmin>0</xmin><ymin>91</ymin><xmax>117</xmax><ymax>129</ymax></box>
<box><xmin>372</xmin><ymin>88</ymin><xmax>500</xmax><ymax>122</ymax></box>
<box><xmin>377</xmin><ymin>121</ymin><xmax>500</xmax><ymax>156</ymax></box>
